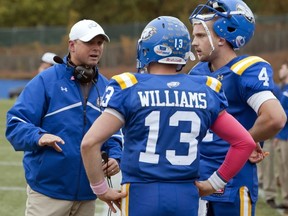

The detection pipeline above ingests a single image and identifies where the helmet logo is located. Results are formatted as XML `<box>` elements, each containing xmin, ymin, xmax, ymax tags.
<box><xmin>235</xmin><ymin>35</ymin><xmax>246</xmax><ymax>48</ymax></box>
<box><xmin>154</xmin><ymin>45</ymin><xmax>172</xmax><ymax>56</ymax></box>
<box><xmin>140</xmin><ymin>27</ymin><xmax>157</xmax><ymax>40</ymax></box>
<box><xmin>237</xmin><ymin>3</ymin><xmax>255</xmax><ymax>23</ymax></box>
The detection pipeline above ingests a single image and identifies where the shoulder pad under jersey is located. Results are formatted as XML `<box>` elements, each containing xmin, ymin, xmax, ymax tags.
<box><xmin>230</xmin><ymin>56</ymin><xmax>269</xmax><ymax>75</ymax></box>
<box><xmin>206</xmin><ymin>76</ymin><xmax>222</xmax><ymax>93</ymax></box>
<box><xmin>111</xmin><ymin>72</ymin><xmax>138</xmax><ymax>89</ymax></box>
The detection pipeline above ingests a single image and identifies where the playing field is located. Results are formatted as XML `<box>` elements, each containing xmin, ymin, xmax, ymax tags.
<box><xmin>0</xmin><ymin>99</ymin><xmax>282</xmax><ymax>216</ymax></box>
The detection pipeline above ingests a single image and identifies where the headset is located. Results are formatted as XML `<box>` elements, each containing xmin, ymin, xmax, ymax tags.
<box><xmin>53</xmin><ymin>55</ymin><xmax>98</xmax><ymax>83</ymax></box>
<box><xmin>68</xmin><ymin>60</ymin><xmax>98</xmax><ymax>84</ymax></box>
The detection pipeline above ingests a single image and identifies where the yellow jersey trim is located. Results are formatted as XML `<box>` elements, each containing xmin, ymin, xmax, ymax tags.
<box><xmin>121</xmin><ymin>183</ymin><xmax>130</xmax><ymax>216</ymax></box>
<box><xmin>206</xmin><ymin>76</ymin><xmax>222</xmax><ymax>93</ymax></box>
<box><xmin>112</xmin><ymin>72</ymin><xmax>138</xmax><ymax>89</ymax></box>
<box><xmin>231</xmin><ymin>56</ymin><xmax>269</xmax><ymax>75</ymax></box>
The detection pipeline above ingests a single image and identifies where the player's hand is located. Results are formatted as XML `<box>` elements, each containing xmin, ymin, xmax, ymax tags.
<box><xmin>195</xmin><ymin>180</ymin><xmax>216</xmax><ymax>197</ymax></box>
<box><xmin>98</xmin><ymin>188</ymin><xmax>127</xmax><ymax>213</ymax></box>
<box><xmin>38</xmin><ymin>133</ymin><xmax>65</xmax><ymax>152</ymax></box>
<box><xmin>102</xmin><ymin>158</ymin><xmax>120</xmax><ymax>177</ymax></box>
<box><xmin>249</xmin><ymin>142</ymin><xmax>268</xmax><ymax>163</ymax></box>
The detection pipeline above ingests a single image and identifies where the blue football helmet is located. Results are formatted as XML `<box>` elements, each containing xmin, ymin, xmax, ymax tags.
<box><xmin>189</xmin><ymin>0</ymin><xmax>255</xmax><ymax>49</ymax></box>
<box><xmin>137</xmin><ymin>16</ymin><xmax>192</xmax><ymax>72</ymax></box>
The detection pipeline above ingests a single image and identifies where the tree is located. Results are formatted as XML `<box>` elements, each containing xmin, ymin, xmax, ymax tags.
<box><xmin>0</xmin><ymin>0</ymin><xmax>287</xmax><ymax>27</ymax></box>
<box><xmin>0</xmin><ymin>0</ymin><xmax>72</xmax><ymax>27</ymax></box>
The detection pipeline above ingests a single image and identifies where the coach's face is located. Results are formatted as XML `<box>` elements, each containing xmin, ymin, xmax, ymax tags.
<box><xmin>69</xmin><ymin>35</ymin><xmax>105</xmax><ymax>67</ymax></box>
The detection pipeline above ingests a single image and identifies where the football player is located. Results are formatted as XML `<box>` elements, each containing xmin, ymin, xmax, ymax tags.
<box><xmin>81</xmin><ymin>16</ymin><xmax>256</xmax><ymax>216</ymax></box>
<box><xmin>188</xmin><ymin>0</ymin><xmax>287</xmax><ymax>215</ymax></box>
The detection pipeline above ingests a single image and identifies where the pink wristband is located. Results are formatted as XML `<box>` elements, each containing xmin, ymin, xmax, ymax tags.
<box><xmin>90</xmin><ymin>179</ymin><xmax>109</xmax><ymax>195</ymax></box>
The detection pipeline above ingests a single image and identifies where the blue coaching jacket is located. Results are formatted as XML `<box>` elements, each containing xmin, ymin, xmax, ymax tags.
<box><xmin>6</xmin><ymin>56</ymin><xmax>122</xmax><ymax>201</ymax></box>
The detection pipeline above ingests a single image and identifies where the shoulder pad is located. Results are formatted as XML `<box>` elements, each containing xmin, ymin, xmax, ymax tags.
<box><xmin>206</xmin><ymin>76</ymin><xmax>222</xmax><ymax>93</ymax></box>
<box><xmin>112</xmin><ymin>72</ymin><xmax>138</xmax><ymax>89</ymax></box>
<box><xmin>231</xmin><ymin>56</ymin><xmax>269</xmax><ymax>75</ymax></box>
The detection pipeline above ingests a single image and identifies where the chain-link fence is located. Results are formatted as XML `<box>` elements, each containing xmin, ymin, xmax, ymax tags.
<box><xmin>0</xmin><ymin>15</ymin><xmax>287</xmax><ymax>74</ymax></box>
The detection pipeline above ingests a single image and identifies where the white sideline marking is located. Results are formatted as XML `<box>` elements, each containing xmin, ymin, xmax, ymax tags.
<box><xmin>0</xmin><ymin>186</ymin><xmax>25</xmax><ymax>191</ymax></box>
<box><xmin>0</xmin><ymin>161</ymin><xmax>22</xmax><ymax>166</ymax></box>
<box><xmin>0</xmin><ymin>161</ymin><xmax>25</xmax><ymax>192</ymax></box>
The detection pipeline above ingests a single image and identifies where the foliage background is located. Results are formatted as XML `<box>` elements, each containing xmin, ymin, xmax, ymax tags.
<box><xmin>0</xmin><ymin>0</ymin><xmax>288</xmax><ymax>28</ymax></box>
<box><xmin>0</xmin><ymin>0</ymin><xmax>288</xmax><ymax>80</ymax></box>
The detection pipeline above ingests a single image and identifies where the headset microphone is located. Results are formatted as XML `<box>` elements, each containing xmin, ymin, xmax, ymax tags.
<box><xmin>53</xmin><ymin>56</ymin><xmax>64</xmax><ymax>64</ymax></box>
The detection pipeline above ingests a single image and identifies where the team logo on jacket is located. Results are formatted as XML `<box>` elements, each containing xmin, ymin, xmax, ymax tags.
<box><xmin>97</xmin><ymin>97</ymin><xmax>102</xmax><ymax>107</ymax></box>
<box><xmin>61</xmin><ymin>86</ymin><xmax>68</xmax><ymax>92</ymax></box>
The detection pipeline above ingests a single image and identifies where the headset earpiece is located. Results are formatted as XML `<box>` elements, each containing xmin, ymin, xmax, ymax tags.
<box><xmin>66</xmin><ymin>56</ymin><xmax>98</xmax><ymax>83</ymax></box>
<box><xmin>73</xmin><ymin>66</ymin><xmax>96</xmax><ymax>83</ymax></box>
<box><xmin>59</xmin><ymin>56</ymin><xmax>103</xmax><ymax>110</ymax></box>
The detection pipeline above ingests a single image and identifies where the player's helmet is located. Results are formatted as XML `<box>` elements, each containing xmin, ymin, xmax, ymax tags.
<box><xmin>189</xmin><ymin>0</ymin><xmax>255</xmax><ymax>49</ymax></box>
<box><xmin>137</xmin><ymin>16</ymin><xmax>191</xmax><ymax>72</ymax></box>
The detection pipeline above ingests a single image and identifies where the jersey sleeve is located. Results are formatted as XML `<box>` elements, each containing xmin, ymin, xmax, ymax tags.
<box><xmin>101</xmin><ymin>72</ymin><xmax>138</xmax><ymax>118</ymax></box>
<box><xmin>205</xmin><ymin>76</ymin><xmax>229</xmax><ymax>111</ymax></box>
<box><xmin>230</xmin><ymin>56</ymin><xmax>274</xmax><ymax>101</ymax></box>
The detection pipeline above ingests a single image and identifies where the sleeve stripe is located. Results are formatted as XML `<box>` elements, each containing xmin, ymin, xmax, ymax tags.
<box><xmin>206</xmin><ymin>76</ymin><xmax>222</xmax><ymax>93</ymax></box>
<box><xmin>104</xmin><ymin>108</ymin><xmax>125</xmax><ymax>123</ymax></box>
<box><xmin>112</xmin><ymin>72</ymin><xmax>138</xmax><ymax>89</ymax></box>
<box><xmin>230</xmin><ymin>56</ymin><xmax>269</xmax><ymax>75</ymax></box>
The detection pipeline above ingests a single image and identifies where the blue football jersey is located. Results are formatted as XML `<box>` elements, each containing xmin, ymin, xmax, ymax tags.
<box><xmin>189</xmin><ymin>55</ymin><xmax>275</xmax><ymax>203</ymax></box>
<box><xmin>275</xmin><ymin>84</ymin><xmax>288</xmax><ymax>140</ymax></box>
<box><xmin>101</xmin><ymin>72</ymin><xmax>228</xmax><ymax>184</ymax></box>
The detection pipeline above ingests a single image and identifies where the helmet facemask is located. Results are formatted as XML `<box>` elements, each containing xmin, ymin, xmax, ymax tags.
<box><xmin>189</xmin><ymin>0</ymin><xmax>255</xmax><ymax>50</ymax></box>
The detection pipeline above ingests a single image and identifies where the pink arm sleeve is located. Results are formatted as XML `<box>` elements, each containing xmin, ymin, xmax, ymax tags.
<box><xmin>210</xmin><ymin>110</ymin><xmax>256</xmax><ymax>182</ymax></box>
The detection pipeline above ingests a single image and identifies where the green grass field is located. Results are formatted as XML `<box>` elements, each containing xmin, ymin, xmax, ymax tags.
<box><xmin>0</xmin><ymin>99</ymin><xmax>283</xmax><ymax>216</ymax></box>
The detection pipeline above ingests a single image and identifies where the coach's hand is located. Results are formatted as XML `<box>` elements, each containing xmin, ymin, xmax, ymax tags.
<box><xmin>102</xmin><ymin>158</ymin><xmax>120</xmax><ymax>177</ymax></box>
<box><xmin>38</xmin><ymin>133</ymin><xmax>65</xmax><ymax>152</ymax></box>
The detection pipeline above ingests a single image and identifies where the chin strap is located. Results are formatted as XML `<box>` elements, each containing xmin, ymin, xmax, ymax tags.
<box><xmin>192</xmin><ymin>16</ymin><xmax>215</xmax><ymax>56</ymax></box>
